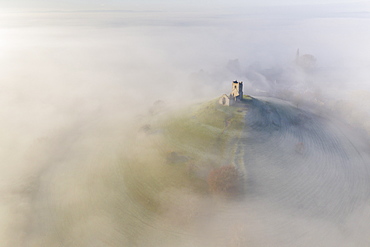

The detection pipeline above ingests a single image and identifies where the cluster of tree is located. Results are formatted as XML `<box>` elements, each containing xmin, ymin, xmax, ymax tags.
<box><xmin>207</xmin><ymin>165</ymin><xmax>244</xmax><ymax>197</ymax></box>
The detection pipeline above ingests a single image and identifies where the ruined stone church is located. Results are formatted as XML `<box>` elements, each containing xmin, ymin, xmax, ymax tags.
<box><xmin>219</xmin><ymin>81</ymin><xmax>243</xmax><ymax>106</ymax></box>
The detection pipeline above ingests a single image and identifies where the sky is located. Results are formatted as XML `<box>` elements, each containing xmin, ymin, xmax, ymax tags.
<box><xmin>0</xmin><ymin>0</ymin><xmax>369</xmax><ymax>11</ymax></box>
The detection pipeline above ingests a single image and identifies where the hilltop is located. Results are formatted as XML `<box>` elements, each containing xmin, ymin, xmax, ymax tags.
<box><xmin>122</xmin><ymin>96</ymin><xmax>253</xmax><ymax>210</ymax></box>
<box><xmin>117</xmin><ymin>92</ymin><xmax>370</xmax><ymax>241</ymax></box>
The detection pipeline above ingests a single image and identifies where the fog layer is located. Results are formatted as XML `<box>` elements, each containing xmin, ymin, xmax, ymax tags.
<box><xmin>1</xmin><ymin>4</ymin><xmax>370</xmax><ymax>246</ymax></box>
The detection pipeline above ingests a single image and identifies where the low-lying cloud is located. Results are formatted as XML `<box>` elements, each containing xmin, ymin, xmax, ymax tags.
<box><xmin>1</xmin><ymin>4</ymin><xmax>370</xmax><ymax>246</ymax></box>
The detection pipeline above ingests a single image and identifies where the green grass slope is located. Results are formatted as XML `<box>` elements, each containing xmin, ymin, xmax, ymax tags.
<box><xmin>122</xmin><ymin>98</ymin><xmax>250</xmax><ymax>214</ymax></box>
<box><xmin>160</xmin><ymin>99</ymin><xmax>247</xmax><ymax>167</ymax></box>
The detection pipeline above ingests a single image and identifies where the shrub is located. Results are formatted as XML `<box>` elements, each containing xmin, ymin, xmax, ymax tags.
<box><xmin>207</xmin><ymin>165</ymin><xmax>244</xmax><ymax>196</ymax></box>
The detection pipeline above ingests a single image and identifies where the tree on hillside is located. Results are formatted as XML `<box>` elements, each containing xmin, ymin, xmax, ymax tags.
<box><xmin>207</xmin><ymin>165</ymin><xmax>244</xmax><ymax>197</ymax></box>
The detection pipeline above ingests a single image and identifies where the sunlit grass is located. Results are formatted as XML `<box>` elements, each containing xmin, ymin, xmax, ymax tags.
<box><xmin>121</xmin><ymin>98</ymin><xmax>249</xmax><ymax>214</ymax></box>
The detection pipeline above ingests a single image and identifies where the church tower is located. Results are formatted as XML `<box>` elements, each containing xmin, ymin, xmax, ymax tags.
<box><xmin>231</xmin><ymin>80</ymin><xmax>243</xmax><ymax>101</ymax></box>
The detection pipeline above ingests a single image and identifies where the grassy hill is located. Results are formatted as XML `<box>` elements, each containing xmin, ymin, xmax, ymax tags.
<box><xmin>160</xmin><ymin>99</ymin><xmax>248</xmax><ymax>168</ymax></box>
<box><xmin>122</xmin><ymin>98</ymin><xmax>251</xmax><ymax>213</ymax></box>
